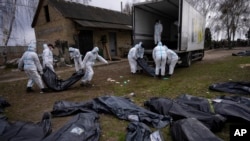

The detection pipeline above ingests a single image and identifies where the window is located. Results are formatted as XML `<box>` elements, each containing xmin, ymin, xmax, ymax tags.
<box><xmin>44</xmin><ymin>5</ymin><xmax>50</xmax><ymax>22</ymax></box>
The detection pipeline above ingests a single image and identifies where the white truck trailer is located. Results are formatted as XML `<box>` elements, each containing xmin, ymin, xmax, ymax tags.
<box><xmin>133</xmin><ymin>0</ymin><xmax>205</xmax><ymax>67</ymax></box>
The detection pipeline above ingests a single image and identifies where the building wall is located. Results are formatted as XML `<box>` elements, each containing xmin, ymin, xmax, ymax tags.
<box><xmin>34</xmin><ymin>0</ymin><xmax>77</xmax><ymax>61</ymax></box>
<box><xmin>92</xmin><ymin>29</ymin><xmax>132</xmax><ymax>59</ymax></box>
<box><xmin>33</xmin><ymin>0</ymin><xmax>132</xmax><ymax>62</ymax></box>
<box><xmin>116</xmin><ymin>30</ymin><xmax>132</xmax><ymax>57</ymax></box>
<box><xmin>0</xmin><ymin>46</ymin><xmax>27</xmax><ymax>65</ymax></box>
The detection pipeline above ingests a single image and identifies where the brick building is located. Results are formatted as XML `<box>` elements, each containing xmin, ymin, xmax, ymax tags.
<box><xmin>32</xmin><ymin>0</ymin><xmax>132</xmax><ymax>62</ymax></box>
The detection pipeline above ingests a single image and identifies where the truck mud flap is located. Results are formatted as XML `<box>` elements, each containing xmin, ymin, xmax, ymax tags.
<box><xmin>42</xmin><ymin>67</ymin><xmax>85</xmax><ymax>91</ymax></box>
<box><xmin>136</xmin><ymin>58</ymin><xmax>155</xmax><ymax>77</ymax></box>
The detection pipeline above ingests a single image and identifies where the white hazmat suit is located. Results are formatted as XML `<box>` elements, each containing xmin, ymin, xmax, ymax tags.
<box><xmin>18</xmin><ymin>42</ymin><xmax>47</xmax><ymax>93</ymax></box>
<box><xmin>152</xmin><ymin>42</ymin><xmax>167</xmax><ymax>77</ymax></box>
<box><xmin>154</xmin><ymin>20</ymin><xmax>163</xmax><ymax>44</ymax></box>
<box><xmin>127</xmin><ymin>42</ymin><xmax>144</xmax><ymax>74</ymax></box>
<box><xmin>165</xmin><ymin>45</ymin><xmax>179</xmax><ymax>76</ymax></box>
<box><xmin>42</xmin><ymin>44</ymin><xmax>54</xmax><ymax>72</ymax></box>
<box><xmin>69</xmin><ymin>47</ymin><xmax>83</xmax><ymax>72</ymax></box>
<box><xmin>81</xmin><ymin>47</ymin><xmax>108</xmax><ymax>86</ymax></box>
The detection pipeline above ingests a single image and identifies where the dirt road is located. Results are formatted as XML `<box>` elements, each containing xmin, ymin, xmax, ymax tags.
<box><xmin>0</xmin><ymin>47</ymin><xmax>249</xmax><ymax>83</ymax></box>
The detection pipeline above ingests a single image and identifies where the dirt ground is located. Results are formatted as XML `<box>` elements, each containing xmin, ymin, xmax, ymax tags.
<box><xmin>0</xmin><ymin>46</ymin><xmax>250</xmax><ymax>140</ymax></box>
<box><xmin>0</xmin><ymin>47</ymin><xmax>249</xmax><ymax>83</ymax></box>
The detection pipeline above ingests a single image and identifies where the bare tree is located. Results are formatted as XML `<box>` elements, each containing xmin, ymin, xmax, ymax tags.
<box><xmin>0</xmin><ymin>0</ymin><xmax>17</xmax><ymax>64</ymax></box>
<box><xmin>122</xmin><ymin>0</ymin><xmax>140</xmax><ymax>14</ymax></box>
<box><xmin>217</xmin><ymin>0</ymin><xmax>249</xmax><ymax>48</ymax></box>
<box><xmin>0</xmin><ymin>0</ymin><xmax>38</xmax><ymax>64</ymax></box>
<box><xmin>186</xmin><ymin>0</ymin><xmax>218</xmax><ymax>26</ymax></box>
<box><xmin>122</xmin><ymin>2</ymin><xmax>132</xmax><ymax>14</ymax></box>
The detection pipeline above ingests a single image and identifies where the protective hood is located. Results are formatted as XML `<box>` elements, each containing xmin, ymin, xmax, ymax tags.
<box><xmin>157</xmin><ymin>42</ymin><xmax>162</xmax><ymax>46</ymax></box>
<box><xmin>43</xmin><ymin>44</ymin><xmax>49</xmax><ymax>50</ymax></box>
<box><xmin>68</xmin><ymin>47</ymin><xmax>75</xmax><ymax>52</ymax></box>
<box><xmin>27</xmin><ymin>42</ymin><xmax>37</xmax><ymax>52</ymax></box>
<box><xmin>163</xmin><ymin>45</ymin><xmax>168</xmax><ymax>50</ymax></box>
<box><xmin>92</xmin><ymin>47</ymin><xmax>99</xmax><ymax>53</ymax></box>
<box><xmin>138</xmin><ymin>42</ymin><xmax>143</xmax><ymax>47</ymax></box>
<box><xmin>135</xmin><ymin>44</ymin><xmax>140</xmax><ymax>49</ymax></box>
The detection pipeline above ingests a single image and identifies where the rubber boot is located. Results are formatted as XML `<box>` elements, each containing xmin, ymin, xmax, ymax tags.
<box><xmin>40</xmin><ymin>88</ymin><xmax>49</xmax><ymax>93</ymax></box>
<box><xmin>26</xmin><ymin>87</ymin><xmax>34</xmax><ymax>93</ymax></box>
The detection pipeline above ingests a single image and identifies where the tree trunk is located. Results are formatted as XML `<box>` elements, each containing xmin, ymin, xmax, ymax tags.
<box><xmin>3</xmin><ymin>0</ymin><xmax>17</xmax><ymax>65</ymax></box>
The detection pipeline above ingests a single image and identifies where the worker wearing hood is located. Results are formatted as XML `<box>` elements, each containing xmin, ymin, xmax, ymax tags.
<box><xmin>81</xmin><ymin>47</ymin><xmax>108</xmax><ymax>87</ymax></box>
<box><xmin>127</xmin><ymin>42</ymin><xmax>144</xmax><ymax>74</ymax></box>
<box><xmin>154</xmin><ymin>19</ymin><xmax>163</xmax><ymax>44</ymax></box>
<box><xmin>69</xmin><ymin>47</ymin><xmax>83</xmax><ymax>72</ymax></box>
<box><xmin>164</xmin><ymin>45</ymin><xmax>179</xmax><ymax>77</ymax></box>
<box><xmin>42</xmin><ymin>43</ymin><xmax>54</xmax><ymax>72</ymax></box>
<box><xmin>18</xmin><ymin>42</ymin><xmax>48</xmax><ymax>93</ymax></box>
<box><xmin>152</xmin><ymin>42</ymin><xmax>167</xmax><ymax>77</ymax></box>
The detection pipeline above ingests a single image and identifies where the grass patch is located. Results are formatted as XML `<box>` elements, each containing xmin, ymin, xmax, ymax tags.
<box><xmin>1</xmin><ymin>55</ymin><xmax>250</xmax><ymax>140</ymax></box>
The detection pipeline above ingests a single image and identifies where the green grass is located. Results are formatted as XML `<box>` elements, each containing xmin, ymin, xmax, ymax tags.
<box><xmin>101</xmin><ymin>56</ymin><xmax>250</xmax><ymax>141</ymax></box>
<box><xmin>1</xmin><ymin>55</ymin><xmax>250</xmax><ymax>141</ymax></box>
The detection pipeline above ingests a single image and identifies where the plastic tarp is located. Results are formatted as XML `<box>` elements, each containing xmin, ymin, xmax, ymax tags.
<box><xmin>175</xmin><ymin>94</ymin><xmax>250</xmax><ymax>123</ymax></box>
<box><xmin>144</xmin><ymin>97</ymin><xmax>226</xmax><ymax>132</ymax></box>
<box><xmin>137</xmin><ymin>58</ymin><xmax>156</xmax><ymax>77</ymax></box>
<box><xmin>209</xmin><ymin>81</ymin><xmax>250</xmax><ymax>95</ymax></box>
<box><xmin>91</xmin><ymin>96</ymin><xmax>171</xmax><ymax>128</ymax></box>
<box><xmin>126</xmin><ymin>122</ymin><xmax>164</xmax><ymax>141</ymax></box>
<box><xmin>232</xmin><ymin>50</ymin><xmax>250</xmax><ymax>56</ymax></box>
<box><xmin>50</xmin><ymin>100</ymin><xmax>92</xmax><ymax>117</ymax></box>
<box><xmin>50</xmin><ymin>96</ymin><xmax>171</xmax><ymax>128</ymax></box>
<box><xmin>0</xmin><ymin>112</ymin><xmax>52</xmax><ymax>141</ymax></box>
<box><xmin>217</xmin><ymin>95</ymin><xmax>250</xmax><ymax>108</ymax></box>
<box><xmin>170</xmin><ymin>118</ymin><xmax>223</xmax><ymax>141</ymax></box>
<box><xmin>0</xmin><ymin>97</ymin><xmax>10</xmax><ymax>120</ymax></box>
<box><xmin>43</xmin><ymin>112</ymin><xmax>100</xmax><ymax>141</ymax></box>
<box><xmin>42</xmin><ymin>67</ymin><xmax>85</xmax><ymax>91</ymax></box>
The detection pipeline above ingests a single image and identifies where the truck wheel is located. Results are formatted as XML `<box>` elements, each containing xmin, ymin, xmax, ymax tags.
<box><xmin>182</xmin><ymin>52</ymin><xmax>191</xmax><ymax>67</ymax></box>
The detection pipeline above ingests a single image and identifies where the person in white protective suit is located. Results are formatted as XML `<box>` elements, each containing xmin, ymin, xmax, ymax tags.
<box><xmin>152</xmin><ymin>42</ymin><xmax>167</xmax><ymax>78</ymax></box>
<box><xmin>18</xmin><ymin>42</ymin><xmax>49</xmax><ymax>93</ymax></box>
<box><xmin>68</xmin><ymin>47</ymin><xmax>83</xmax><ymax>72</ymax></box>
<box><xmin>42</xmin><ymin>43</ymin><xmax>54</xmax><ymax>72</ymax></box>
<box><xmin>164</xmin><ymin>45</ymin><xmax>179</xmax><ymax>77</ymax></box>
<box><xmin>127</xmin><ymin>42</ymin><xmax>144</xmax><ymax>74</ymax></box>
<box><xmin>81</xmin><ymin>47</ymin><xmax>108</xmax><ymax>87</ymax></box>
<box><xmin>154</xmin><ymin>19</ymin><xmax>163</xmax><ymax>44</ymax></box>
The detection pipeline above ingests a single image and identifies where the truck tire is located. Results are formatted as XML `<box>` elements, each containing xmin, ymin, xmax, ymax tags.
<box><xmin>182</xmin><ymin>52</ymin><xmax>192</xmax><ymax>67</ymax></box>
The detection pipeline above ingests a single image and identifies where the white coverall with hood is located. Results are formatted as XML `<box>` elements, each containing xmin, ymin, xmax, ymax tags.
<box><xmin>42</xmin><ymin>44</ymin><xmax>54</xmax><ymax>72</ymax></box>
<box><xmin>127</xmin><ymin>42</ymin><xmax>144</xmax><ymax>74</ymax></box>
<box><xmin>18</xmin><ymin>42</ymin><xmax>46</xmax><ymax>92</ymax></box>
<box><xmin>81</xmin><ymin>47</ymin><xmax>108</xmax><ymax>84</ymax></box>
<box><xmin>69</xmin><ymin>47</ymin><xmax>83</xmax><ymax>72</ymax></box>
<box><xmin>165</xmin><ymin>45</ymin><xmax>179</xmax><ymax>76</ymax></box>
<box><xmin>154</xmin><ymin>20</ymin><xmax>163</xmax><ymax>44</ymax></box>
<box><xmin>152</xmin><ymin>42</ymin><xmax>167</xmax><ymax>76</ymax></box>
